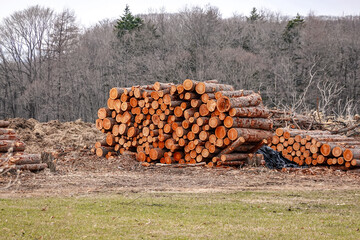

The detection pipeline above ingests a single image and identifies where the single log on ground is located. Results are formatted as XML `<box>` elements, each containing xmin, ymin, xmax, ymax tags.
<box><xmin>8</xmin><ymin>154</ymin><xmax>41</xmax><ymax>165</ymax></box>
<box><xmin>227</xmin><ymin>128</ymin><xmax>273</xmax><ymax>142</ymax></box>
<box><xmin>224</xmin><ymin>117</ymin><xmax>273</xmax><ymax>130</ymax></box>
<box><xmin>217</xmin><ymin>93</ymin><xmax>262</xmax><ymax>112</ymax></box>
<box><xmin>219</xmin><ymin>160</ymin><xmax>245</xmax><ymax>166</ymax></box>
<box><xmin>9</xmin><ymin>163</ymin><xmax>48</xmax><ymax>171</ymax></box>
<box><xmin>0</xmin><ymin>140</ymin><xmax>26</xmax><ymax>152</ymax></box>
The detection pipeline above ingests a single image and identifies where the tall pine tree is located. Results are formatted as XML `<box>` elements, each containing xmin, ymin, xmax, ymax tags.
<box><xmin>114</xmin><ymin>5</ymin><xmax>143</xmax><ymax>37</ymax></box>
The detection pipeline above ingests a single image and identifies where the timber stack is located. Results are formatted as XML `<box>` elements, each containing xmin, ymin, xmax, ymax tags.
<box><xmin>94</xmin><ymin>79</ymin><xmax>273</xmax><ymax>167</ymax></box>
<box><xmin>0</xmin><ymin>120</ymin><xmax>46</xmax><ymax>172</ymax></box>
<box><xmin>269</xmin><ymin>128</ymin><xmax>360</xmax><ymax>168</ymax></box>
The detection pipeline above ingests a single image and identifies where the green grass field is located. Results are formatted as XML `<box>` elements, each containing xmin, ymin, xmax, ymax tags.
<box><xmin>1</xmin><ymin>190</ymin><xmax>359</xmax><ymax>239</ymax></box>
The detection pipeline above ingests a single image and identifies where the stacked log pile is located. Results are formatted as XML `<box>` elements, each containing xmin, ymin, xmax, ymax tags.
<box><xmin>94</xmin><ymin>79</ymin><xmax>273</xmax><ymax>167</ymax></box>
<box><xmin>0</xmin><ymin>120</ymin><xmax>46</xmax><ymax>171</ymax></box>
<box><xmin>269</xmin><ymin>128</ymin><xmax>360</xmax><ymax>168</ymax></box>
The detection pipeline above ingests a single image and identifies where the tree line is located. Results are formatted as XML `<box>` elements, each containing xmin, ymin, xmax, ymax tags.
<box><xmin>0</xmin><ymin>5</ymin><xmax>358</xmax><ymax>122</ymax></box>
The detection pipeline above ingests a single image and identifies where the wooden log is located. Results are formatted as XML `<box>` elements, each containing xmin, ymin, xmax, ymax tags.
<box><xmin>0</xmin><ymin>128</ymin><xmax>16</xmax><ymax>135</ymax></box>
<box><xmin>320</xmin><ymin>143</ymin><xmax>345</xmax><ymax>157</ymax></box>
<box><xmin>102</xmin><ymin>117</ymin><xmax>116</xmax><ymax>130</ymax></box>
<box><xmin>215</xmin><ymin>90</ymin><xmax>255</xmax><ymax>99</ymax></box>
<box><xmin>224</xmin><ymin>117</ymin><xmax>273</xmax><ymax>130</ymax></box>
<box><xmin>107</xmin><ymin>98</ymin><xmax>115</xmax><ymax>110</ymax></box>
<box><xmin>109</xmin><ymin>87</ymin><xmax>131</xmax><ymax>99</ymax></box>
<box><xmin>343</xmin><ymin>149</ymin><xmax>360</xmax><ymax>161</ymax></box>
<box><xmin>249</xmin><ymin>140</ymin><xmax>267</xmax><ymax>153</ymax></box>
<box><xmin>201</xmin><ymin>93</ymin><xmax>216</xmax><ymax>103</ymax></box>
<box><xmin>219</xmin><ymin>160</ymin><xmax>246</xmax><ymax>166</ymax></box>
<box><xmin>218</xmin><ymin>137</ymin><xmax>245</xmax><ymax>155</ymax></box>
<box><xmin>175</xmin><ymin>127</ymin><xmax>189</xmax><ymax>138</ymax></box>
<box><xmin>106</xmin><ymin>134</ymin><xmax>116</xmax><ymax>146</ymax></box>
<box><xmin>0</xmin><ymin>134</ymin><xmax>19</xmax><ymax>141</ymax></box>
<box><xmin>209</xmin><ymin>117</ymin><xmax>222</xmax><ymax>128</ymax></box>
<box><xmin>229</xmin><ymin>107</ymin><xmax>270</xmax><ymax>118</ymax></box>
<box><xmin>154</xmin><ymin>82</ymin><xmax>174</xmax><ymax>91</ymax></box>
<box><xmin>196</xmin><ymin>117</ymin><xmax>209</xmax><ymax>126</ymax></box>
<box><xmin>351</xmin><ymin>159</ymin><xmax>360</xmax><ymax>167</ymax></box>
<box><xmin>8</xmin><ymin>154</ymin><xmax>41</xmax><ymax>165</ymax></box>
<box><xmin>0</xmin><ymin>120</ymin><xmax>10</xmax><ymax>128</ymax></box>
<box><xmin>5</xmin><ymin>163</ymin><xmax>48</xmax><ymax>171</ymax></box>
<box><xmin>215</xmin><ymin>126</ymin><xmax>227</xmax><ymax>139</ymax></box>
<box><xmin>199</xmin><ymin>104</ymin><xmax>209</xmax><ymax>117</ymax></box>
<box><xmin>227</xmin><ymin>128</ymin><xmax>273</xmax><ymax>142</ymax></box>
<box><xmin>184</xmin><ymin>108</ymin><xmax>198</xmax><ymax>119</ymax></box>
<box><xmin>149</xmin><ymin>148</ymin><xmax>166</xmax><ymax>160</ymax></box>
<box><xmin>182</xmin><ymin>79</ymin><xmax>199</xmax><ymax>91</ymax></box>
<box><xmin>97</xmin><ymin>108</ymin><xmax>112</xmax><ymax>120</ymax></box>
<box><xmin>220</xmin><ymin>153</ymin><xmax>250</xmax><ymax>161</ymax></box>
<box><xmin>0</xmin><ymin>140</ymin><xmax>26</xmax><ymax>152</ymax></box>
<box><xmin>217</xmin><ymin>93</ymin><xmax>262</xmax><ymax>112</ymax></box>
<box><xmin>206</xmin><ymin>99</ymin><xmax>217</xmax><ymax>112</ymax></box>
<box><xmin>195</xmin><ymin>82</ymin><xmax>234</xmax><ymax>95</ymax></box>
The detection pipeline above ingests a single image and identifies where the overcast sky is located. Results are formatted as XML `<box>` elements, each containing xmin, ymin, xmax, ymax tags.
<box><xmin>1</xmin><ymin>0</ymin><xmax>359</xmax><ymax>27</ymax></box>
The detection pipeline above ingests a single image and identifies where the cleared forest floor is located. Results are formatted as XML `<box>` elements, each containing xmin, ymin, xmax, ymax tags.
<box><xmin>1</xmin><ymin>117</ymin><xmax>359</xmax><ymax>198</ymax></box>
<box><xmin>1</xmin><ymin>150</ymin><xmax>360</xmax><ymax>198</ymax></box>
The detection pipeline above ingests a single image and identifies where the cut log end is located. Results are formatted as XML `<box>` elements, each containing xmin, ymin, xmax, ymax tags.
<box><xmin>216</xmin><ymin>96</ymin><xmax>230</xmax><ymax>113</ymax></box>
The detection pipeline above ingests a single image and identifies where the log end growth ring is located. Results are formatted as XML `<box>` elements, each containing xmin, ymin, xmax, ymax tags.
<box><xmin>216</xmin><ymin>96</ymin><xmax>231</xmax><ymax>113</ymax></box>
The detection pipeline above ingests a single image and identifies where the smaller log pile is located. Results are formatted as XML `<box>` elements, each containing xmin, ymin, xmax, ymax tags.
<box><xmin>0</xmin><ymin>120</ymin><xmax>46</xmax><ymax>172</ymax></box>
<box><xmin>268</xmin><ymin>127</ymin><xmax>360</xmax><ymax>168</ymax></box>
<box><xmin>94</xmin><ymin>79</ymin><xmax>273</xmax><ymax>167</ymax></box>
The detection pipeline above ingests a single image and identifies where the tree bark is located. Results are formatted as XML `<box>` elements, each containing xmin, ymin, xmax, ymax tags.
<box><xmin>224</xmin><ymin>117</ymin><xmax>273</xmax><ymax>130</ymax></box>
<box><xmin>217</xmin><ymin>93</ymin><xmax>262</xmax><ymax>112</ymax></box>
<box><xmin>195</xmin><ymin>82</ymin><xmax>234</xmax><ymax>94</ymax></box>
<box><xmin>229</xmin><ymin>107</ymin><xmax>270</xmax><ymax>118</ymax></box>
<box><xmin>227</xmin><ymin>128</ymin><xmax>273</xmax><ymax>142</ymax></box>
<box><xmin>0</xmin><ymin>140</ymin><xmax>26</xmax><ymax>152</ymax></box>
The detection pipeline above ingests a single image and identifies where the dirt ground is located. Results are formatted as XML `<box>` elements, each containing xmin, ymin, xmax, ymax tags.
<box><xmin>1</xmin><ymin>150</ymin><xmax>360</xmax><ymax>198</ymax></box>
<box><xmin>0</xmin><ymin>118</ymin><xmax>360</xmax><ymax>198</ymax></box>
